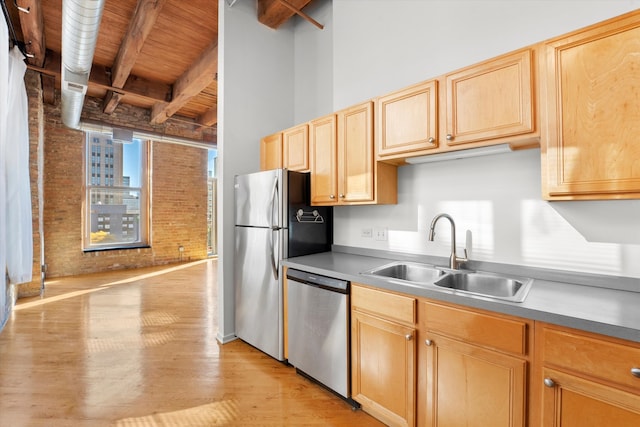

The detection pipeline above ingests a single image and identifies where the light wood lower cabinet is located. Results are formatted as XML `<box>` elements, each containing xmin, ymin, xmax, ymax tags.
<box><xmin>422</xmin><ymin>333</ymin><xmax>527</xmax><ymax>427</ymax></box>
<box><xmin>351</xmin><ymin>284</ymin><xmax>416</xmax><ymax>427</ymax></box>
<box><xmin>347</xmin><ymin>288</ymin><xmax>640</xmax><ymax>427</ymax></box>
<box><xmin>536</xmin><ymin>323</ymin><xmax>640</xmax><ymax>426</ymax></box>
<box><xmin>418</xmin><ymin>301</ymin><xmax>530</xmax><ymax>427</ymax></box>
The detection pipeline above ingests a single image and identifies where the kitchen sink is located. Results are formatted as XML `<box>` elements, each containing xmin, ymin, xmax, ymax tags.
<box><xmin>361</xmin><ymin>261</ymin><xmax>446</xmax><ymax>284</ymax></box>
<box><xmin>433</xmin><ymin>271</ymin><xmax>533</xmax><ymax>302</ymax></box>
<box><xmin>362</xmin><ymin>261</ymin><xmax>533</xmax><ymax>302</ymax></box>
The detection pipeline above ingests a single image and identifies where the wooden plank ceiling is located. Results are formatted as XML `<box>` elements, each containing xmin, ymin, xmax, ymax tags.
<box><xmin>7</xmin><ymin>0</ymin><xmax>319</xmax><ymax>133</ymax></box>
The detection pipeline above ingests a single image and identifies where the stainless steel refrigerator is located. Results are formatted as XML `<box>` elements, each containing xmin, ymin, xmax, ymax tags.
<box><xmin>234</xmin><ymin>169</ymin><xmax>332</xmax><ymax>361</ymax></box>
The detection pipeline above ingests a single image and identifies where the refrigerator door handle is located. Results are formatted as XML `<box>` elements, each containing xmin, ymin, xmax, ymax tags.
<box><xmin>269</xmin><ymin>176</ymin><xmax>279</xmax><ymax>280</ymax></box>
<box><xmin>269</xmin><ymin>176</ymin><xmax>278</xmax><ymax>229</ymax></box>
<box><xmin>270</xmin><ymin>228</ymin><xmax>279</xmax><ymax>280</ymax></box>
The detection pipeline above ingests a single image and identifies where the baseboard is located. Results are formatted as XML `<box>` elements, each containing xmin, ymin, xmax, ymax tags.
<box><xmin>216</xmin><ymin>332</ymin><xmax>238</xmax><ymax>344</ymax></box>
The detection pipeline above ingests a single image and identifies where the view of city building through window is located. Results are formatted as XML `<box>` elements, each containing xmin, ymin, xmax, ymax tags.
<box><xmin>84</xmin><ymin>131</ymin><xmax>216</xmax><ymax>254</ymax></box>
<box><xmin>208</xmin><ymin>149</ymin><xmax>217</xmax><ymax>256</ymax></box>
<box><xmin>85</xmin><ymin>131</ymin><xmax>148</xmax><ymax>249</ymax></box>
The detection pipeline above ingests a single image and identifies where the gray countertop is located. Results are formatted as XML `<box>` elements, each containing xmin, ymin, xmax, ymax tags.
<box><xmin>282</xmin><ymin>247</ymin><xmax>640</xmax><ymax>343</ymax></box>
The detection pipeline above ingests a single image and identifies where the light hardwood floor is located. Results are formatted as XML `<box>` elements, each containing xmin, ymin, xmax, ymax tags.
<box><xmin>0</xmin><ymin>259</ymin><xmax>385</xmax><ymax>426</ymax></box>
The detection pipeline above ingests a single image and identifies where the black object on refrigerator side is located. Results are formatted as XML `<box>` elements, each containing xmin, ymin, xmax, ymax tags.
<box><xmin>286</xmin><ymin>170</ymin><xmax>333</xmax><ymax>258</ymax></box>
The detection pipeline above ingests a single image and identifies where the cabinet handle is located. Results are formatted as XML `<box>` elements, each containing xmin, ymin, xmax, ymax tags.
<box><xmin>632</xmin><ymin>368</ymin><xmax>640</xmax><ymax>378</ymax></box>
<box><xmin>543</xmin><ymin>378</ymin><xmax>556</xmax><ymax>388</ymax></box>
<box><xmin>405</xmin><ymin>334</ymin><xmax>413</xmax><ymax>341</ymax></box>
<box><xmin>428</xmin><ymin>137</ymin><xmax>435</xmax><ymax>144</ymax></box>
<box><xmin>339</xmin><ymin>194</ymin><xmax>345</xmax><ymax>198</ymax></box>
<box><xmin>446</xmin><ymin>134</ymin><xmax>453</xmax><ymax>141</ymax></box>
<box><xmin>329</xmin><ymin>194</ymin><xmax>335</xmax><ymax>199</ymax></box>
<box><xmin>425</xmin><ymin>339</ymin><xmax>432</xmax><ymax>346</ymax></box>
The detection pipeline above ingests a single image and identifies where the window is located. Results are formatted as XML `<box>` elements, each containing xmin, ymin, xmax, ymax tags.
<box><xmin>207</xmin><ymin>149</ymin><xmax>217</xmax><ymax>256</ymax></box>
<box><xmin>84</xmin><ymin>131</ymin><xmax>149</xmax><ymax>250</ymax></box>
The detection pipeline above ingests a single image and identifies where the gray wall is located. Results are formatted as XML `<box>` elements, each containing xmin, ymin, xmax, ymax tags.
<box><xmin>217</xmin><ymin>0</ymin><xmax>295</xmax><ymax>342</ymax></box>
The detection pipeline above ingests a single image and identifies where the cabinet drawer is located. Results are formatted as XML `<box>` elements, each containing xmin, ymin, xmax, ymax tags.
<box><xmin>351</xmin><ymin>284</ymin><xmax>415</xmax><ymax>325</ymax></box>
<box><xmin>420</xmin><ymin>301</ymin><xmax>528</xmax><ymax>356</ymax></box>
<box><xmin>539</xmin><ymin>324</ymin><xmax>640</xmax><ymax>392</ymax></box>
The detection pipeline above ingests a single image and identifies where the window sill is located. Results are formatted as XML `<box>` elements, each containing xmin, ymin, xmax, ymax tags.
<box><xmin>83</xmin><ymin>245</ymin><xmax>151</xmax><ymax>253</ymax></box>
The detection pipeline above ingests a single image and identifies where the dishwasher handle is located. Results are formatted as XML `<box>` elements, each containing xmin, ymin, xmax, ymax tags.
<box><xmin>286</xmin><ymin>268</ymin><xmax>349</xmax><ymax>294</ymax></box>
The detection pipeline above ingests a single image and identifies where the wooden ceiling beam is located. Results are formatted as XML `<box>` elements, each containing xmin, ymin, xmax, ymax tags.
<box><xmin>277</xmin><ymin>0</ymin><xmax>322</xmax><ymax>29</ymax></box>
<box><xmin>41</xmin><ymin>74</ymin><xmax>55</xmax><ymax>104</ymax></box>
<box><xmin>16</xmin><ymin>0</ymin><xmax>46</xmax><ymax>67</ymax></box>
<box><xmin>150</xmin><ymin>41</ymin><xmax>218</xmax><ymax>125</ymax></box>
<box><xmin>104</xmin><ymin>0</ymin><xmax>168</xmax><ymax>114</ymax></box>
<box><xmin>27</xmin><ymin>50</ymin><xmax>172</xmax><ymax>104</ymax></box>
<box><xmin>197</xmin><ymin>104</ymin><xmax>217</xmax><ymax>127</ymax></box>
<box><xmin>258</xmin><ymin>0</ymin><xmax>314</xmax><ymax>29</ymax></box>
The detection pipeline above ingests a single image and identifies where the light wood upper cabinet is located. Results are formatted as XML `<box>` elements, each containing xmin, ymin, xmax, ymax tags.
<box><xmin>377</xmin><ymin>80</ymin><xmax>439</xmax><ymax>159</ymax></box>
<box><xmin>310</xmin><ymin>101</ymin><xmax>397</xmax><ymax>206</ymax></box>
<box><xmin>260</xmin><ymin>132</ymin><xmax>282</xmax><ymax>171</ymax></box>
<box><xmin>418</xmin><ymin>301</ymin><xmax>530</xmax><ymax>427</ymax></box>
<box><xmin>376</xmin><ymin>48</ymin><xmax>538</xmax><ymax>163</ymax></box>
<box><xmin>283</xmin><ymin>124</ymin><xmax>309</xmax><ymax>172</ymax></box>
<box><xmin>309</xmin><ymin>114</ymin><xmax>338</xmax><ymax>204</ymax></box>
<box><xmin>542</xmin><ymin>11</ymin><xmax>640</xmax><ymax>200</ymax></box>
<box><xmin>444</xmin><ymin>48</ymin><xmax>537</xmax><ymax>148</ymax></box>
<box><xmin>337</xmin><ymin>102</ymin><xmax>375</xmax><ymax>203</ymax></box>
<box><xmin>536</xmin><ymin>323</ymin><xmax>640</xmax><ymax>426</ymax></box>
<box><xmin>351</xmin><ymin>284</ymin><xmax>416</xmax><ymax>427</ymax></box>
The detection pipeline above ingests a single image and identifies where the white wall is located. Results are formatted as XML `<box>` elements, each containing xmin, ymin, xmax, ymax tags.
<box><xmin>324</xmin><ymin>0</ymin><xmax>640</xmax><ymax>279</ymax></box>
<box><xmin>293</xmin><ymin>0</ymin><xmax>334</xmax><ymax>123</ymax></box>
<box><xmin>217</xmin><ymin>0</ymin><xmax>296</xmax><ymax>342</ymax></box>
<box><xmin>332</xmin><ymin>0</ymin><xmax>640</xmax><ymax>110</ymax></box>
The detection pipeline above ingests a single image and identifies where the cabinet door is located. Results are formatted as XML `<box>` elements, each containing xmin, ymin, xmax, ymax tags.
<box><xmin>337</xmin><ymin>101</ymin><xmax>375</xmax><ymax>203</ymax></box>
<box><xmin>352</xmin><ymin>310</ymin><xmax>415</xmax><ymax>427</ymax></box>
<box><xmin>542</xmin><ymin>13</ymin><xmax>640</xmax><ymax>199</ymax></box>
<box><xmin>377</xmin><ymin>80</ymin><xmax>438</xmax><ymax>158</ymax></box>
<box><xmin>541</xmin><ymin>368</ymin><xmax>640</xmax><ymax>427</ymax></box>
<box><xmin>260</xmin><ymin>132</ymin><xmax>282</xmax><ymax>171</ymax></box>
<box><xmin>309</xmin><ymin>114</ymin><xmax>338</xmax><ymax>205</ymax></box>
<box><xmin>283</xmin><ymin>124</ymin><xmax>309</xmax><ymax>171</ymax></box>
<box><xmin>424</xmin><ymin>334</ymin><xmax>526</xmax><ymax>427</ymax></box>
<box><xmin>445</xmin><ymin>49</ymin><xmax>535</xmax><ymax>147</ymax></box>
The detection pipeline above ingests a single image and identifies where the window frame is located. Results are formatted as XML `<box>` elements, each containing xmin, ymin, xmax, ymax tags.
<box><xmin>82</xmin><ymin>131</ymin><xmax>151</xmax><ymax>251</ymax></box>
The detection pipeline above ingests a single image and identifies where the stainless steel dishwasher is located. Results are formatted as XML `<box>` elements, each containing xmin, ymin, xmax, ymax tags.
<box><xmin>286</xmin><ymin>268</ymin><xmax>353</xmax><ymax>402</ymax></box>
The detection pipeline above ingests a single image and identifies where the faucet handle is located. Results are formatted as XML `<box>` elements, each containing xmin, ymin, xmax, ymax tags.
<box><xmin>457</xmin><ymin>248</ymin><xmax>469</xmax><ymax>264</ymax></box>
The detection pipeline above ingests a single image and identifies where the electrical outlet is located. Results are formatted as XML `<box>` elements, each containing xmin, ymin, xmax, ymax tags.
<box><xmin>361</xmin><ymin>228</ymin><xmax>373</xmax><ymax>238</ymax></box>
<box><xmin>374</xmin><ymin>227</ymin><xmax>388</xmax><ymax>241</ymax></box>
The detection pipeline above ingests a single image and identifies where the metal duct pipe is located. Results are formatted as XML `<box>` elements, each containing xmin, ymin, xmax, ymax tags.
<box><xmin>61</xmin><ymin>0</ymin><xmax>106</xmax><ymax>129</ymax></box>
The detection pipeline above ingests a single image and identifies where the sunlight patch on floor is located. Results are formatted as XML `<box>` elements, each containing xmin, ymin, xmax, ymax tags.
<box><xmin>115</xmin><ymin>400</ymin><xmax>239</xmax><ymax>426</ymax></box>
<box><xmin>86</xmin><ymin>330</ymin><xmax>177</xmax><ymax>353</ymax></box>
<box><xmin>14</xmin><ymin>259</ymin><xmax>211</xmax><ymax>311</ymax></box>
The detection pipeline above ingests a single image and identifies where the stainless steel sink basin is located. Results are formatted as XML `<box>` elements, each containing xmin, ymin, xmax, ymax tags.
<box><xmin>361</xmin><ymin>261</ymin><xmax>445</xmax><ymax>284</ymax></box>
<box><xmin>433</xmin><ymin>271</ymin><xmax>533</xmax><ymax>302</ymax></box>
<box><xmin>361</xmin><ymin>261</ymin><xmax>532</xmax><ymax>302</ymax></box>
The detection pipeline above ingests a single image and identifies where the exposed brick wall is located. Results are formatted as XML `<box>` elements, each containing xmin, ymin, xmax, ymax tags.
<box><xmin>31</xmin><ymin>72</ymin><xmax>211</xmax><ymax>279</ymax></box>
<box><xmin>150</xmin><ymin>142</ymin><xmax>209</xmax><ymax>264</ymax></box>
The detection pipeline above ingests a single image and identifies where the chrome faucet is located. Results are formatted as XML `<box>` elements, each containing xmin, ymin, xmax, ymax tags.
<box><xmin>428</xmin><ymin>213</ymin><xmax>468</xmax><ymax>270</ymax></box>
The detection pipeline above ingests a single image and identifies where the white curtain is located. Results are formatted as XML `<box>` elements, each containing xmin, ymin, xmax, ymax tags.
<box><xmin>0</xmin><ymin>16</ymin><xmax>8</xmax><ymax>329</ymax></box>
<box><xmin>5</xmin><ymin>46</ymin><xmax>32</xmax><ymax>285</ymax></box>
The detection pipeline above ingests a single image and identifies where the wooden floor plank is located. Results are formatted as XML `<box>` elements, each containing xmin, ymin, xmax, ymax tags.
<box><xmin>0</xmin><ymin>259</ymin><xmax>384</xmax><ymax>426</ymax></box>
